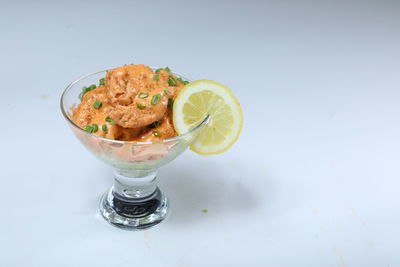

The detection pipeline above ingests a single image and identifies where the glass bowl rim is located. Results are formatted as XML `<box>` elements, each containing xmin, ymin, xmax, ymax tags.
<box><xmin>60</xmin><ymin>66</ymin><xmax>209</xmax><ymax>145</ymax></box>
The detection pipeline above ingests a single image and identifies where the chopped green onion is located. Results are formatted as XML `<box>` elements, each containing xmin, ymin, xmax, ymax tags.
<box><xmin>92</xmin><ymin>124</ymin><xmax>99</xmax><ymax>132</ymax></box>
<box><xmin>153</xmin><ymin>74</ymin><xmax>159</xmax><ymax>81</ymax></box>
<box><xmin>79</xmin><ymin>87</ymin><xmax>89</xmax><ymax>100</ymax></box>
<box><xmin>99</xmin><ymin>78</ymin><xmax>105</xmax><ymax>86</ymax></box>
<box><xmin>152</xmin><ymin>130</ymin><xmax>161</xmax><ymax>137</ymax></box>
<box><xmin>136</xmin><ymin>103</ymin><xmax>146</xmax><ymax>110</ymax></box>
<box><xmin>79</xmin><ymin>84</ymin><xmax>97</xmax><ymax>100</ymax></box>
<box><xmin>156</xmin><ymin>67</ymin><xmax>171</xmax><ymax>73</ymax></box>
<box><xmin>102</xmin><ymin>124</ymin><xmax>108</xmax><ymax>133</ymax></box>
<box><xmin>168</xmin><ymin>98</ymin><xmax>173</xmax><ymax>109</ymax></box>
<box><xmin>164</xmin><ymin>90</ymin><xmax>170</xmax><ymax>95</ymax></box>
<box><xmin>85</xmin><ymin>125</ymin><xmax>94</xmax><ymax>133</ymax></box>
<box><xmin>138</xmin><ymin>92</ymin><xmax>149</xmax><ymax>99</ymax></box>
<box><xmin>78</xmin><ymin>92</ymin><xmax>84</xmax><ymax>101</ymax></box>
<box><xmin>148</xmin><ymin>120</ymin><xmax>161</xmax><ymax>128</ymax></box>
<box><xmin>93</xmin><ymin>100</ymin><xmax>102</xmax><ymax>109</ymax></box>
<box><xmin>105</xmin><ymin>116</ymin><xmax>116</xmax><ymax>125</ymax></box>
<box><xmin>167</xmin><ymin>76</ymin><xmax>177</xmax><ymax>86</ymax></box>
<box><xmin>177</xmin><ymin>77</ymin><xmax>189</xmax><ymax>85</ymax></box>
<box><xmin>151</xmin><ymin>94</ymin><xmax>162</xmax><ymax>105</ymax></box>
<box><xmin>202</xmin><ymin>209</ymin><xmax>208</xmax><ymax>213</ymax></box>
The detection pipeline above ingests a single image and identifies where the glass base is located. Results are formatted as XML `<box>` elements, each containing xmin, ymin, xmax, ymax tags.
<box><xmin>99</xmin><ymin>187</ymin><xmax>169</xmax><ymax>230</ymax></box>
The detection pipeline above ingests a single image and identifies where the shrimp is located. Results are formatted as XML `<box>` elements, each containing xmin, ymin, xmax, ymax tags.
<box><xmin>131</xmin><ymin>111</ymin><xmax>176</xmax><ymax>142</ymax></box>
<box><xmin>71</xmin><ymin>86</ymin><xmax>135</xmax><ymax>140</ymax></box>
<box><xmin>109</xmin><ymin>90</ymin><xmax>169</xmax><ymax>128</ymax></box>
<box><xmin>105</xmin><ymin>65</ymin><xmax>172</xmax><ymax>129</ymax></box>
<box><xmin>105</xmin><ymin>64</ymin><xmax>154</xmax><ymax>106</ymax></box>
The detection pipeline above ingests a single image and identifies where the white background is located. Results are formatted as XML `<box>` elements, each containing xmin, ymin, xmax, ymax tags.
<box><xmin>1</xmin><ymin>0</ymin><xmax>399</xmax><ymax>266</ymax></box>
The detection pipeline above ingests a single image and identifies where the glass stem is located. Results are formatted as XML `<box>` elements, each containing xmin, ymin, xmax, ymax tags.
<box><xmin>113</xmin><ymin>171</ymin><xmax>157</xmax><ymax>200</ymax></box>
<box><xmin>100</xmin><ymin>170</ymin><xmax>169</xmax><ymax>228</ymax></box>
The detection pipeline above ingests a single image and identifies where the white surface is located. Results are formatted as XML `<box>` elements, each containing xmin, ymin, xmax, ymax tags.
<box><xmin>1</xmin><ymin>1</ymin><xmax>400</xmax><ymax>266</ymax></box>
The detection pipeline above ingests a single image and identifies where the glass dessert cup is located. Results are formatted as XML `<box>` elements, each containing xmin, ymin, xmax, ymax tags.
<box><xmin>60</xmin><ymin>68</ymin><xmax>208</xmax><ymax>230</ymax></box>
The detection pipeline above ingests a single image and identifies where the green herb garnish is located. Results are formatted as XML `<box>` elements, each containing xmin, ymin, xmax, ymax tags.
<box><xmin>153</xmin><ymin>74</ymin><xmax>159</xmax><ymax>81</ymax></box>
<box><xmin>136</xmin><ymin>103</ymin><xmax>146</xmax><ymax>110</ymax></box>
<box><xmin>85</xmin><ymin>125</ymin><xmax>94</xmax><ymax>133</ymax></box>
<box><xmin>93</xmin><ymin>100</ymin><xmax>102</xmax><ymax>109</ymax></box>
<box><xmin>138</xmin><ymin>92</ymin><xmax>149</xmax><ymax>99</ymax></box>
<box><xmin>155</xmin><ymin>67</ymin><xmax>171</xmax><ymax>74</ymax></box>
<box><xmin>202</xmin><ymin>209</ymin><xmax>208</xmax><ymax>213</ymax></box>
<box><xmin>102</xmin><ymin>124</ymin><xmax>108</xmax><ymax>133</ymax></box>
<box><xmin>78</xmin><ymin>87</ymin><xmax>87</xmax><ymax>100</ymax></box>
<box><xmin>99</xmin><ymin>78</ymin><xmax>105</xmax><ymax>86</ymax></box>
<box><xmin>164</xmin><ymin>90</ymin><xmax>170</xmax><ymax>95</ymax></box>
<box><xmin>151</xmin><ymin>94</ymin><xmax>162</xmax><ymax>105</ymax></box>
<box><xmin>85</xmin><ymin>123</ymin><xmax>99</xmax><ymax>133</ymax></box>
<box><xmin>105</xmin><ymin>116</ymin><xmax>116</xmax><ymax>125</ymax></box>
<box><xmin>152</xmin><ymin>130</ymin><xmax>161</xmax><ymax>137</ymax></box>
<box><xmin>167</xmin><ymin>76</ymin><xmax>177</xmax><ymax>86</ymax></box>
<box><xmin>79</xmin><ymin>84</ymin><xmax>97</xmax><ymax>100</ymax></box>
<box><xmin>177</xmin><ymin>77</ymin><xmax>189</xmax><ymax>85</ymax></box>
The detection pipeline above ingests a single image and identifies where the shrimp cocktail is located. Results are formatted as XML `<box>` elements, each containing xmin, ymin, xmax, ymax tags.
<box><xmin>61</xmin><ymin>64</ymin><xmax>243</xmax><ymax>230</ymax></box>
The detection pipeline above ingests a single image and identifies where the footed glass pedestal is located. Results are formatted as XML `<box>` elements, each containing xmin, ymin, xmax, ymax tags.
<box><xmin>100</xmin><ymin>171</ymin><xmax>169</xmax><ymax>230</ymax></box>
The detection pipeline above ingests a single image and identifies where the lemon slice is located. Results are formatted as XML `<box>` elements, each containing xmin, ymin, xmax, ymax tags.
<box><xmin>173</xmin><ymin>80</ymin><xmax>243</xmax><ymax>155</ymax></box>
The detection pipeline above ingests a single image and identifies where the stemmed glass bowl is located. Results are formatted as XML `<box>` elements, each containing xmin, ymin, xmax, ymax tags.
<box><xmin>60</xmin><ymin>68</ymin><xmax>208</xmax><ymax>230</ymax></box>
